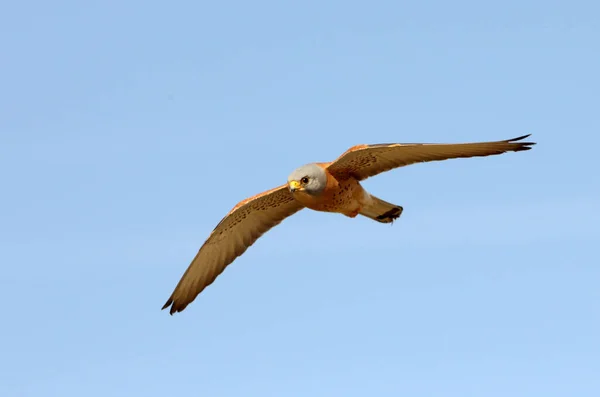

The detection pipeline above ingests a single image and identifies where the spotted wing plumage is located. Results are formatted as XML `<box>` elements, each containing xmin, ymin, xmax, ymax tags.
<box><xmin>162</xmin><ymin>185</ymin><xmax>304</xmax><ymax>314</ymax></box>
<box><xmin>327</xmin><ymin>135</ymin><xmax>536</xmax><ymax>181</ymax></box>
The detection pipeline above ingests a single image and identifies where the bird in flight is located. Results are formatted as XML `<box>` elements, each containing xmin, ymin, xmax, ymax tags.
<box><xmin>162</xmin><ymin>134</ymin><xmax>536</xmax><ymax>314</ymax></box>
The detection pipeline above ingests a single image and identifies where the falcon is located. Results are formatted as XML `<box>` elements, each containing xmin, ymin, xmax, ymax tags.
<box><xmin>162</xmin><ymin>134</ymin><xmax>535</xmax><ymax>314</ymax></box>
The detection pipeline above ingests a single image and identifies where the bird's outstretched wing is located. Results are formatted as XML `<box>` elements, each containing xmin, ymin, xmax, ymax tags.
<box><xmin>162</xmin><ymin>184</ymin><xmax>304</xmax><ymax>314</ymax></box>
<box><xmin>327</xmin><ymin>134</ymin><xmax>536</xmax><ymax>181</ymax></box>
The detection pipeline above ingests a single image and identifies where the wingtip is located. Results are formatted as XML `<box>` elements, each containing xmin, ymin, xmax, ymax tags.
<box><xmin>507</xmin><ymin>134</ymin><xmax>536</xmax><ymax>151</ymax></box>
<box><xmin>162</xmin><ymin>298</ymin><xmax>176</xmax><ymax>315</ymax></box>
<box><xmin>161</xmin><ymin>297</ymin><xmax>188</xmax><ymax>315</ymax></box>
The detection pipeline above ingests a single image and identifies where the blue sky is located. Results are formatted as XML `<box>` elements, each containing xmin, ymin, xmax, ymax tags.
<box><xmin>1</xmin><ymin>1</ymin><xmax>599</xmax><ymax>396</ymax></box>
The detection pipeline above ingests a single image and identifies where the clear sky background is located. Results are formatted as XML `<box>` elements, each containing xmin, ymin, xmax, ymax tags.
<box><xmin>1</xmin><ymin>1</ymin><xmax>599</xmax><ymax>396</ymax></box>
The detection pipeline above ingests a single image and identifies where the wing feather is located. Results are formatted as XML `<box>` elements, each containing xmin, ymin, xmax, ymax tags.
<box><xmin>162</xmin><ymin>184</ymin><xmax>303</xmax><ymax>314</ymax></box>
<box><xmin>327</xmin><ymin>135</ymin><xmax>536</xmax><ymax>180</ymax></box>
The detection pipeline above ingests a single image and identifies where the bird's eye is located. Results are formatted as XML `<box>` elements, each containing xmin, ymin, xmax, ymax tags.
<box><xmin>301</xmin><ymin>177</ymin><xmax>309</xmax><ymax>184</ymax></box>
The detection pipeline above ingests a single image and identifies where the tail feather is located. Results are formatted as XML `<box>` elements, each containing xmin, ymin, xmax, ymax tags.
<box><xmin>359</xmin><ymin>195</ymin><xmax>403</xmax><ymax>224</ymax></box>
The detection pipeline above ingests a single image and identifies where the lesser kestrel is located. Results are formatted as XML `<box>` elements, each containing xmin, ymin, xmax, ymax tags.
<box><xmin>162</xmin><ymin>134</ymin><xmax>535</xmax><ymax>314</ymax></box>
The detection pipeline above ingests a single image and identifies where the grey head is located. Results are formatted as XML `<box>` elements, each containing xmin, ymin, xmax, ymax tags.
<box><xmin>287</xmin><ymin>163</ymin><xmax>327</xmax><ymax>195</ymax></box>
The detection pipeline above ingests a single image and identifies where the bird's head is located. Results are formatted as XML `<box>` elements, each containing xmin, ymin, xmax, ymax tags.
<box><xmin>287</xmin><ymin>164</ymin><xmax>327</xmax><ymax>195</ymax></box>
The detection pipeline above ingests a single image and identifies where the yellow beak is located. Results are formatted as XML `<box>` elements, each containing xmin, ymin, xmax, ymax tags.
<box><xmin>289</xmin><ymin>180</ymin><xmax>302</xmax><ymax>192</ymax></box>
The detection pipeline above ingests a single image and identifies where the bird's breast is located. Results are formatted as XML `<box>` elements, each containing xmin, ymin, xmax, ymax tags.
<box><xmin>293</xmin><ymin>171</ymin><xmax>364</xmax><ymax>213</ymax></box>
